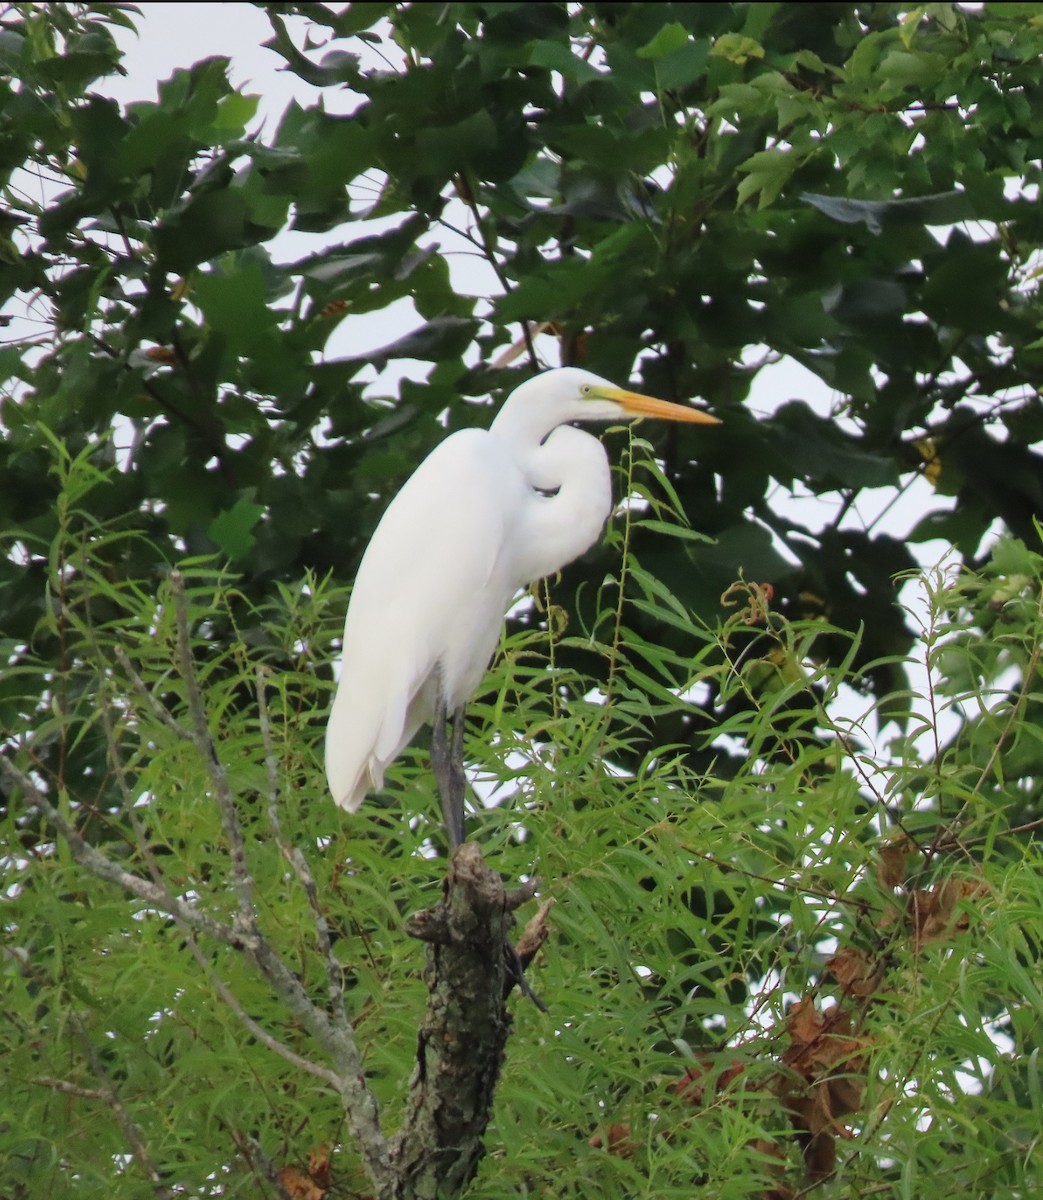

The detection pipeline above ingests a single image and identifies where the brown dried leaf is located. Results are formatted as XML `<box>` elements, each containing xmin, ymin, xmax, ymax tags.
<box><xmin>783</xmin><ymin>1091</ymin><xmax>838</xmax><ymax>1183</ymax></box>
<box><xmin>909</xmin><ymin>878</ymin><xmax>984</xmax><ymax>947</ymax></box>
<box><xmin>784</xmin><ymin>1005</ymin><xmax>871</xmax><ymax>1093</ymax></box>
<box><xmin>827</xmin><ymin>1074</ymin><xmax>865</xmax><ymax>1119</ymax></box>
<box><xmin>515</xmin><ymin>897</ymin><xmax>555</xmax><ymax>962</ymax></box>
<box><xmin>785</xmin><ymin>999</ymin><xmax>825</xmax><ymax>1049</ymax></box>
<box><xmin>776</xmin><ymin>1003</ymin><xmax>873</xmax><ymax>1188</ymax></box>
<box><xmin>307</xmin><ymin>1145</ymin><xmax>331</xmax><ymax>1189</ymax></box>
<box><xmin>803</xmin><ymin>1128</ymin><xmax>837</xmax><ymax>1183</ymax></box>
<box><xmin>907</xmin><ymin>888</ymin><xmax>934</xmax><ymax>939</ymax></box>
<box><xmin>276</xmin><ymin>1165</ymin><xmax>326</xmax><ymax>1200</ymax></box>
<box><xmin>672</xmin><ymin>1061</ymin><xmax>710</xmax><ymax>1105</ymax></box>
<box><xmin>588</xmin><ymin>1122</ymin><xmax>635</xmax><ymax>1157</ymax></box>
<box><xmin>876</xmin><ymin>836</ymin><xmax>914</xmax><ymax>888</ymax></box>
<box><xmin>826</xmin><ymin>947</ymin><xmax>882</xmax><ymax>997</ymax></box>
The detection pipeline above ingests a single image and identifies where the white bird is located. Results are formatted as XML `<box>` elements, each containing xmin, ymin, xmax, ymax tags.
<box><xmin>325</xmin><ymin>367</ymin><xmax>718</xmax><ymax>844</ymax></box>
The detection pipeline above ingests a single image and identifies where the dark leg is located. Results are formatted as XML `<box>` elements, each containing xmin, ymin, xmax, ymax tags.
<box><xmin>503</xmin><ymin>939</ymin><xmax>548</xmax><ymax>1012</ymax></box>
<box><xmin>431</xmin><ymin>689</ymin><xmax>467</xmax><ymax>849</ymax></box>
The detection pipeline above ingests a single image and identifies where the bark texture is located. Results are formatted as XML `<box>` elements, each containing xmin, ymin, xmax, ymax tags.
<box><xmin>388</xmin><ymin>842</ymin><xmax>519</xmax><ymax>1199</ymax></box>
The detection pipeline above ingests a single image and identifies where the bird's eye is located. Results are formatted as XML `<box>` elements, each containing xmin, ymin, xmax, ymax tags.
<box><xmin>580</xmin><ymin>384</ymin><xmax>591</xmax><ymax>395</ymax></box>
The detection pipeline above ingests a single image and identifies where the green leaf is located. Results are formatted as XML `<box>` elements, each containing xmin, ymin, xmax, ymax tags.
<box><xmin>207</xmin><ymin>496</ymin><xmax>265</xmax><ymax>560</ymax></box>
<box><xmin>710</xmin><ymin>32</ymin><xmax>766</xmax><ymax>65</ymax></box>
<box><xmin>636</xmin><ymin>22</ymin><xmax>691</xmax><ymax>61</ymax></box>
<box><xmin>736</xmin><ymin>148</ymin><xmax>798</xmax><ymax>208</ymax></box>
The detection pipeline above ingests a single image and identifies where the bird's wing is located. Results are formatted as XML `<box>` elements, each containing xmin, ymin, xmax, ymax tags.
<box><xmin>325</xmin><ymin>430</ymin><xmax>520</xmax><ymax>811</ymax></box>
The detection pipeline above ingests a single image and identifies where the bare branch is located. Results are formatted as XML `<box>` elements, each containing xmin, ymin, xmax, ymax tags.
<box><xmin>1</xmin><ymin>754</ymin><xmax>237</xmax><ymax>947</ymax></box>
<box><xmin>225</xmin><ymin>1127</ymin><xmax>295</xmax><ymax>1200</ymax></box>
<box><xmin>30</xmin><ymin>1076</ymin><xmax>108</xmax><ymax>1100</ymax></box>
<box><xmin>98</xmin><ymin>697</ymin><xmax>169</xmax><ymax>889</ymax></box>
<box><xmin>4</xmin><ymin>747</ymin><xmax>392</xmax><ymax>1187</ymax></box>
<box><xmin>183</xmin><ymin>935</ymin><xmax>342</xmax><ymax>1089</ymax></box>
<box><xmin>112</xmin><ymin>642</ymin><xmax>191</xmax><ymax>740</ymax></box>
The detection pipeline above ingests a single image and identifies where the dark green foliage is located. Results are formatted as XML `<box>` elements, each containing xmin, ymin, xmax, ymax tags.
<box><xmin>3</xmin><ymin>4</ymin><xmax>1043</xmax><ymax>1197</ymax></box>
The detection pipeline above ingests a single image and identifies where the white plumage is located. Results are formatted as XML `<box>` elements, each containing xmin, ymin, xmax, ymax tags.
<box><xmin>325</xmin><ymin>367</ymin><xmax>717</xmax><ymax>815</ymax></box>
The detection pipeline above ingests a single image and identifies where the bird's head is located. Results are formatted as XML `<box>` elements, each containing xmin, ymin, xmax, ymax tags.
<box><xmin>493</xmin><ymin>367</ymin><xmax>720</xmax><ymax>436</ymax></box>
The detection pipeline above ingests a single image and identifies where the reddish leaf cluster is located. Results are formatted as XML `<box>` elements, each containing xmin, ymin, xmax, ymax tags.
<box><xmin>905</xmin><ymin>879</ymin><xmax>985</xmax><ymax>949</ymax></box>
<box><xmin>667</xmin><ymin>1001</ymin><xmax>872</xmax><ymax>1194</ymax></box>
<box><xmin>589</xmin><ymin>837</ymin><xmax>988</xmax><ymax>1194</ymax></box>
<box><xmin>720</xmin><ymin>579</ymin><xmax>777</xmax><ymax>626</ymax></box>
<box><xmin>779</xmin><ymin>1000</ymin><xmax>871</xmax><ymax>1184</ymax></box>
<box><xmin>587</xmin><ymin>1122</ymin><xmax>639</xmax><ymax>1157</ymax></box>
<box><xmin>874</xmin><ymin>835</ymin><xmax>987</xmax><ymax>950</ymax></box>
<box><xmin>276</xmin><ymin>1145</ymin><xmax>331</xmax><ymax>1200</ymax></box>
<box><xmin>825</xmin><ymin>947</ymin><xmax>882</xmax><ymax>998</ymax></box>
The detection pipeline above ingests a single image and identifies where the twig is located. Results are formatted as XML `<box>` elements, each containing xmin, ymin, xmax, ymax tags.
<box><xmin>940</xmin><ymin>816</ymin><xmax>1043</xmax><ymax>851</ymax></box>
<box><xmin>183</xmin><ymin>935</ymin><xmax>342</xmax><ymax>1089</ymax></box>
<box><xmin>170</xmin><ymin>570</ymin><xmax>255</xmax><ymax>925</ymax></box>
<box><xmin>1</xmin><ymin>751</ymin><xmax>392</xmax><ymax>1188</ymax></box>
<box><xmin>30</xmin><ymin>1076</ymin><xmax>107</xmax><ymax>1100</ymax></box>
<box><xmin>72</xmin><ymin>1013</ymin><xmax>175</xmax><ymax>1200</ymax></box>
<box><xmin>453</xmin><ymin>169</ymin><xmax>539</xmax><ymax>372</ymax></box>
<box><xmin>225</xmin><ymin>1127</ymin><xmax>295</xmax><ymax>1200</ymax></box>
<box><xmin>166</xmin><ymin>627</ymin><xmax>389</xmax><ymax>1182</ymax></box>
<box><xmin>87</xmin><ymin>331</ymin><xmax>236</xmax><ymax>486</ymax></box>
<box><xmin>0</xmin><ymin>754</ymin><xmax>237</xmax><ymax>947</ymax></box>
<box><xmin>257</xmin><ymin>667</ymin><xmax>350</xmax><ymax>1035</ymax></box>
<box><xmin>98</xmin><ymin>697</ymin><xmax>169</xmax><ymax>889</ymax></box>
<box><xmin>112</xmin><ymin>643</ymin><xmax>191</xmax><ymax>740</ymax></box>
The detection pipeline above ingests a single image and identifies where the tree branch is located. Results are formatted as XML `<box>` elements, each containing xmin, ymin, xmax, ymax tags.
<box><xmin>183</xmin><ymin>935</ymin><xmax>343</xmax><ymax>1089</ymax></box>
<box><xmin>112</xmin><ymin>642</ymin><xmax>192</xmax><ymax>741</ymax></box>
<box><xmin>30</xmin><ymin>1076</ymin><xmax>108</xmax><ymax>1100</ymax></box>
<box><xmin>390</xmin><ymin>842</ymin><xmax>521</xmax><ymax>1196</ymax></box>
<box><xmin>0</xmin><ymin>754</ymin><xmax>238</xmax><ymax>947</ymax></box>
<box><xmin>1</xmin><ymin>750</ymin><xmax>392</xmax><ymax>1191</ymax></box>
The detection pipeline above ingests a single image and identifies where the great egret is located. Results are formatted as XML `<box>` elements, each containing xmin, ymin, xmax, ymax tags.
<box><xmin>325</xmin><ymin>366</ymin><xmax>718</xmax><ymax>844</ymax></box>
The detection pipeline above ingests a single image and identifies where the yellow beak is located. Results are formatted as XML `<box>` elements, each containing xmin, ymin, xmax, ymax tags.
<box><xmin>597</xmin><ymin>385</ymin><xmax>720</xmax><ymax>425</ymax></box>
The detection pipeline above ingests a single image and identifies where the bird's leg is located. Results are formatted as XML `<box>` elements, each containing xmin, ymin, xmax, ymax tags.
<box><xmin>431</xmin><ymin>687</ymin><xmax>467</xmax><ymax>848</ymax></box>
<box><xmin>503</xmin><ymin>939</ymin><xmax>548</xmax><ymax>1012</ymax></box>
